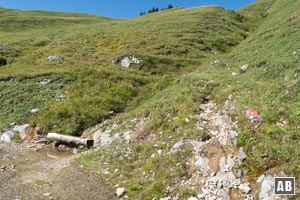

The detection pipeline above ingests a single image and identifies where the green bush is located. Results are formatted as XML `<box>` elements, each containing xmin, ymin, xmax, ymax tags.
<box><xmin>0</xmin><ymin>57</ymin><xmax>7</xmax><ymax>66</ymax></box>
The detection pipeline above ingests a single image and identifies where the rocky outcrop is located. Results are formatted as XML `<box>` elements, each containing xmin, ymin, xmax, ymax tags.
<box><xmin>47</xmin><ymin>55</ymin><xmax>65</xmax><ymax>62</ymax></box>
<box><xmin>0</xmin><ymin>124</ymin><xmax>29</xmax><ymax>142</ymax></box>
<box><xmin>113</xmin><ymin>55</ymin><xmax>141</xmax><ymax>67</ymax></box>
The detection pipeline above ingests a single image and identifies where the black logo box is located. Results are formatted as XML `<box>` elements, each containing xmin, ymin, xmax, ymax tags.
<box><xmin>274</xmin><ymin>177</ymin><xmax>295</xmax><ymax>195</ymax></box>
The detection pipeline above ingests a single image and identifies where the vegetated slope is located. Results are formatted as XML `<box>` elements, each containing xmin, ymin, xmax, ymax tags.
<box><xmin>0</xmin><ymin>6</ymin><xmax>248</xmax><ymax>135</ymax></box>
<box><xmin>76</xmin><ymin>1</ymin><xmax>300</xmax><ymax>198</ymax></box>
<box><xmin>0</xmin><ymin>7</ymin><xmax>110</xmax><ymax>31</ymax></box>
<box><xmin>5</xmin><ymin>1</ymin><xmax>300</xmax><ymax>198</ymax></box>
<box><xmin>215</xmin><ymin>0</ymin><xmax>300</xmax><ymax>180</ymax></box>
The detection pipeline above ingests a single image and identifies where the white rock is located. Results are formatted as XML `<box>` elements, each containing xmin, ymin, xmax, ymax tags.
<box><xmin>238</xmin><ymin>147</ymin><xmax>247</xmax><ymax>164</ymax></box>
<box><xmin>123</xmin><ymin>131</ymin><xmax>131</xmax><ymax>141</ymax></box>
<box><xmin>0</xmin><ymin>131</ymin><xmax>12</xmax><ymax>142</ymax></box>
<box><xmin>216</xmin><ymin>189</ymin><xmax>230</xmax><ymax>200</ymax></box>
<box><xmin>240</xmin><ymin>64</ymin><xmax>249</xmax><ymax>73</ymax></box>
<box><xmin>259</xmin><ymin>175</ymin><xmax>275</xmax><ymax>200</ymax></box>
<box><xmin>232</xmin><ymin>72</ymin><xmax>238</xmax><ymax>76</ymax></box>
<box><xmin>9</xmin><ymin>122</ymin><xmax>16</xmax><ymax>126</ymax></box>
<box><xmin>195</xmin><ymin>155</ymin><xmax>210</xmax><ymax>175</ymax></box>
<box><xmin>188</xmin><ymin>197</ymin><xmax>198</xmax><ymax>200</ymax></box>
<box><xmin>120</xmin><ymin>55</ymin><xmax>141</xmax><ymax>67</ymax></box>
<box><xmin>30</xmin><ymin>108</ymin><xmax>39</xmax><ymax>113</ymax></box>
<box><xmin>48</xmin><ymin>55</ymin><xmax>65</xmax><ymax>62</ymax></box>
<box><xmin>160</xmin><ymin>197</ymin><xmax>172</xmax><ymax>200</ymax></box>
<box><xmin>37</xmin><ymin>79</ymin><xmax>51</xmax><ymax>85</ymax></box>
<box><xmin>12</xmin><ymin>124</ymin><xmax>29</xmax><ymax>140</ymax></box>
<box><xmin>72</xmin><ymin>148</ymin><xmax>79</xmax><ymax>154</ymax></box>
<box><xmin>238</xmin><ymin>184</ymin><xmax>251</xmax><ymax>194</ymax></box>
<box><xmin>94</xmin><ymin>132</ymin><xmax>114</xmax><ymax>146</ymax></box>
<box><xmin>257</xmin><ymin>174</ymin><xmax>265</xmax><ymax>184</ymax></box>
<box><xmin>171</xmin><ymin>140</ymin><xmax>184</xmax><ymax>154</ymax></box>
<box><xmin>219</xmin><ymin>157</ymin><xmax>226</xmax><ymax>172</ymax></box>
<box><xmin>228</xmin><ymin>130</ymin><xmax>238</xmax><ymax>138</ymax></box>
<box><xmin>226</xmin><ymin>155</ymin><xmax>235</xmax><ymax>167</ymax></box>
<box><xmin>157</xmin><ymin>149</ymin><xmax>162</xmax><ymax>155</ymax></box>
<box><xmin>224</xmin><ymin>164</ymin><xmax>232</xmax><ymax>172</ymax></box>
<box><xmin>116</xmin><ymin>187</ymin><xmax>125</xmax><ymax>197</ymax></box>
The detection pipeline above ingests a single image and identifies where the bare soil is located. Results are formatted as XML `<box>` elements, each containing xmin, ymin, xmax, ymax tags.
<box><xmin>0</xmin><ymin>142</ymin><xmax>117</xmax><ymax>200</ymax></box>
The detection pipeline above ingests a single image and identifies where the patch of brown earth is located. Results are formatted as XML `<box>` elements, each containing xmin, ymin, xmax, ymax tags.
<box><xmin>204</xmin><ymin>138</ymin><xmax>225</xmax><ymax>173</ymax></box>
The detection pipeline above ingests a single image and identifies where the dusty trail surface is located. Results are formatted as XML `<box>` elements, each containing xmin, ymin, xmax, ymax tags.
<box><xmin>0</xmin><ymin>142</ymin><xmax>116</xmax><ymax>200</ymax></box>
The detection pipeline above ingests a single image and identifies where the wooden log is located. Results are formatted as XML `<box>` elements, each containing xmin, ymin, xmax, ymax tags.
<box><xmin>46</xmin><ymin>133</ymin><xmax>94</xmax><ymax>147</ymax></box>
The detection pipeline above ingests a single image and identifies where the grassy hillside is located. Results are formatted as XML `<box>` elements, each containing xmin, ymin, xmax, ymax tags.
<box><xmin>0</xmin><ymin>6</ymin><xmax>247</xmax><ymax>135</ymax></box>
<box><xmin>2</xmin><ymin>0</ymin><xmax>300</xmax><ymax>198</ymax></box>
<box><xmin>218</xmin><ymin>0</ymin><xmax>300</xmax><ymax>180</ymax></box>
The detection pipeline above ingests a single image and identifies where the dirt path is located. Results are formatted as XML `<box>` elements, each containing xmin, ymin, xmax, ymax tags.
<box><xmin>0</xmin><ymin>142</ymin><xmax>117</xmax><ymax>200</ymax></box>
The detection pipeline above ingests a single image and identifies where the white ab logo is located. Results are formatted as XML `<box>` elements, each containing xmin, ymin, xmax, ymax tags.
<box><xmin>277</xmin><ymin>181</ymin><xmax>292</xmax><ymax>192</ymax></box>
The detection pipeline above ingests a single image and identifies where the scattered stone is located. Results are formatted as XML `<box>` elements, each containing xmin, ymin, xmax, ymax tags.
<box><xmin>0</xmin><ymin>165</ymin><xmax>6</xmax><ymax>171</ymax></box>
<box><xmin>157</xmin><ymin>149</ymin><xmax>162</xmax><ymax>155</ymax></box>
<box><xmin>0</xmin><ymin>131</ymin><xmax>12</xmax><ymax>142</ymax></box>
<box><xmin>237</xmin><ymin>148</ymin><xmax>247</xmax><ymax>164</ymax></box>
<box><xmin>123</xmin><ymin>131</ymin><xmax>131</xmax><ymax>141</ymax></box>
<box><xmin>259</xmin><ymin>175</ymin><xmax>275</xmax><ymax>200</ymax></box>
<box><xmin>224</xmin><ymin>164</ymin><xmax>232</xmax><ymax>172</ymax></box>
<box><xmin>226</xmin><ymin>155</ymin><xmax>235</xmax><ymax>167</ymax></box>
<box><xmin>47</xmin><ymin>55</ymin><xmax>65</xmax><ymax>62</ymax></box>
<box><xmin>232</xmin><ymin>72</ymin><xmax>238</xmax><ymax>76</ymax></box>
<box><xmin>94</xmin><ymin>132</ymin><xmax>113</xmax><ymax>146</ymax></box>
<box><xmin>73</xmin><ymin>148</ymin><xmax>79</xmax><ymax>154</ymax></box>
<box><xmin>195</xmin><ymin>155</ymin><xmax>210</xmax><ymax>175</ymax></box>
<box><xmin>43</xmin><ymin>193</ymin><xmax>51</xmax><ymax>196</ymax></box>
<box><xmin>228</xmin><ymin>130</ymin><xmax>238</xmax><ymax>139</ymax></box>
<box><xmin>120</xmin><ymin>55</ymin><xmax>141</xmax><ymax>67</ymax></box>
<box><xmin>276</xmin><ymin>119</ymin><xmax>288</xmax><ymax>127</ymax></box>
<box><xmin>37</xmin><ymin>79</ymin><xmax>51</xmax><ymax>85</ymax></box>
<box><xmin>78</xmin><ymin>145</ymin><xmax>85</xmax><ymax>150</ymax></box>
<box><xmin>30</xmin><ymin>108</ymin><xmax>39</xmax><ymax>114</ymax></box>
<box><xmin>108</xmin><ymin>111</ymin><xmax>115</xmax><ymax>115</ymax></box>
<box><xmin>171</xmin><ymin>141</ymin><xmax>184</xmax><ymax>154</ymax></box>
<box><xmin>27</xmin><ymin>144</ymin><xmax>36</xmax><ymax>149</ymax></box>
<box><xmin>56</xmin><ymin>94</ymin><xmax>65</xmax><ymax>101</ymax></box>
<box><xmin>238</xmin><ymin>184</ymin><xmax>251</xmax><ymax>194</ymax></box>
<box><xmin>160</xmin><ymin>197</ymin><xmax>172</xmax><ymax>200</ymax></box>
<box><xmin>294</xmin><ymin>73</ymin><xmax>299</xmax><ymax>78</ymax></box>
<box><xmin>13</xmin><ymin>124</ymin><xmax>29</xmax><ymax>140</ymax></box>
<box><xmin>116</xmin><ymin>187</ymin><xmax>125</xmax><ymax>197</ymax></box>
<box><xmin>240</xmin><ymin>64</ymin><xmax>249</xmax><ymax>73</ymax></box>
<box><xmin>216</xmin><ymin>188</ymin><xmax>230</xmax><ymax>200</ymax></box>
<box><xmin>9</xmin><ymin>122</ymin><xmax>16</xmax><ymax>126</ymax></box>
<box><xmin>257</xmin><ymin>174</ymin><xmax>265</xmax><ymax>184</ymax></box>
<box><xmin>58</xmin><ymin>144</ymin><xmax>67</xmax><ymax>151</ymax></box>
<box><xmin>212</xmin><ymin>59</ymin><xmax>221</xmax><ymax>64</ymax></box>
<box><xmin>188</xmin><ymin>197</ymin><xmax>198</xmax><ymax>200</ymax></box>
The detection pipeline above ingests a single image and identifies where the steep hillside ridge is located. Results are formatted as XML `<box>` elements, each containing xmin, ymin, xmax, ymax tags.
<box><xmin>208</xmin><ymin>0</ymin><xmax>300</xmax><ymax>190</ymax></box>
